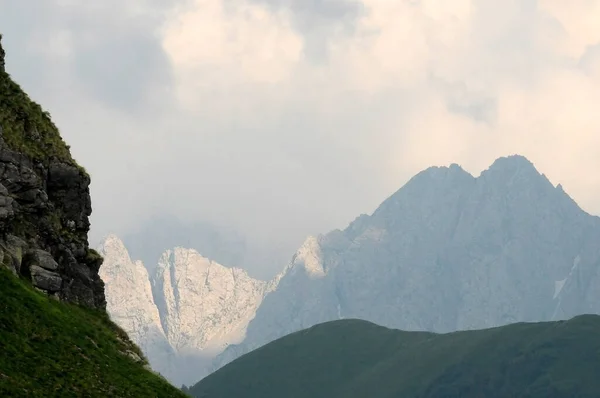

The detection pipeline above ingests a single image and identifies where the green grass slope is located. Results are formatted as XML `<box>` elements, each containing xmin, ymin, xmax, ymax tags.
<box><xmin>190</xmin><ymin>315</ymin><xmax>600</xmax><ymax>398</ymax></box>
<box><xmin>0</xmin><ymin>269</ymin><xmax>187</xmax><ymax>398</ymax></box>
<box><xmin>0</xmin><ymin>34</ymin><xmax>77</xmax><ymax>167</ymax></box>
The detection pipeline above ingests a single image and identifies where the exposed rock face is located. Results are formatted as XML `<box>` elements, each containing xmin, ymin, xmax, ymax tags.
<box><xmin>0</xmin><ymin>34</ymin><xmax>104</xmax><ymax>308</ymax></box>
<box><xmin>211</xmin><ymin>155</ymin><xmax>600</xmax><ymax>373</ymax></box>
<box><xmin>30</xmin><ymin>265</ymin><xmax>63</xmax><ymax>291</ymax></box>
<box><xmin>99</xmin><ymin>235</ymin><xmax>270</xmax><ymax>386</ymax></box>
<box><xmin>99</xmin><ymin>236</ymin><xmax>177</xmax><ymax>378</ymax></box>
<box><xmin>153</xmin><ymin>247</ymin><xmax>270</xmax><ymax>354</ymax></box>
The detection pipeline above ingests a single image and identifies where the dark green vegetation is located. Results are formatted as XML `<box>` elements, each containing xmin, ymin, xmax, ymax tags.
<box><xmin>0</xmin><ymin>34</ymin><xmax>77</xmax><ymax>168</ymax></box>
<box><xmin>0</xmin><ymin>268</ymin><xmax>187</xmax><ymax>398</ymax></box>
<box><xmin>191</xmin><ymin>315</ymin><xmax>600</xmax><ymax>398</ymax></box>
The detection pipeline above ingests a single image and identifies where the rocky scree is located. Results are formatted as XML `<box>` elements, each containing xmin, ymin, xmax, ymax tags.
<box><xmin>0</xmin><ymin>34</ymin><xmax>105</xmax><ymax>309</ymax></box>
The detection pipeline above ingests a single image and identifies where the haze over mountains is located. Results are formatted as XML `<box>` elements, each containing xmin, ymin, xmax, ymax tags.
<box><xmin>119</xmin><ymin>216</ymin><xmax>291</xmax><ymax>280</ymax></box>
<box><xmin>100</xmin><ymin>154</ymin><xmax>600</xmax><ymax>385</ymax></box>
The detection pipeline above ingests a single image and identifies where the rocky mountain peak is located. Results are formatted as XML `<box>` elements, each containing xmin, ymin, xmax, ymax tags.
<box><xmin>486</xmin><ymin>154</ymin><xmax>536</xmax><ymax>172</ymax></box>
<box><xmin>98</xmin><ymin>234</ymin><xmax>129</xmax><ymax>258</ymax></box>
<box><xmin>469</xmin><ymin>155</ymin><xmax>584</xmax><ymax>221</ymax></box>
<box><xmin>374</xmin><ymin>163</ymin><xmax>474</xmax><ymax>214</ymax></box>
<box><xmin>99</xmin><ymin>235</ymin><xmax>274</xmax><ymax>386</ymax></box>
<box><xmin>407</xmin><ymin>163</ymin><xmax>474</xmax><ymax>187</ymax></box>
<box><xmin>479</xmin><ymin>155</ymin><xmax>552</xmax><ymax>190</ymax></box>
<box><xmin>287</xmin><ymin>236</ymin><xmax>326</xmax><ymax>277</ymax></box>
<box><xmin>209</xmin><ymin>155</ymin><xmax>600</xmax><ymax>376</ymax></box>
<box><xmin>366</xmin><ymin>161</ymin><xmax>476</xmax><ymax>237</ymax></box>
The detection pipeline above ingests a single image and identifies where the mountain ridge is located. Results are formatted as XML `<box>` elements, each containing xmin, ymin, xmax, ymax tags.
<box><xmin>190</xmin><ymin>314</ymin><xmax>600</xmax><ymax>398</ymax></box>
<box><xmin>209</xmin><ymin>154</ymin><xmax>600</xmax><ymax>376</ymax></box>
<box><xmin>99</xmin><ymin>234</ymin><xmax>274</xmax><ymax>386</ymax></box>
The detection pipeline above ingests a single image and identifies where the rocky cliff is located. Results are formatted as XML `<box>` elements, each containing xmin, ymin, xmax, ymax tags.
<box><xmin>99</xmin><ymin>235</ymin><xmax>271</xmax><ymax>386</ymax></box>
<box><xmin>0</xmin><ymin>34</ymin><xmax>104</xmax><ymax>308</ymax></box>
<box><xmin>211</xmin><ymin>155</ymin><xmax>600</xmax><ymax>373</ymax></box>
<box><xmin>99</xmin><ymin>235</ymin><xmax>180</xmax><ymax>378</ymax></box>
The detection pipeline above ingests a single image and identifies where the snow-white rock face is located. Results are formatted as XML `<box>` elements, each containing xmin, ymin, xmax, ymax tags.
<box><xmin>210</xmin><ymin>155</ymin><xmax>600</xmax><ymax>375</ymax></box>
<box><xmin>152</xmin><ymin>247</ymin><xmax>270</xmax><ymax>355</ymax></box>
<box><xmin>98</xmin><ymin>235</ymin><xmax>177</xmax><ymax>377</ymax></box>
<box><xmin>98</xmin><ymin>236</ymin><xmax>271</xmax><ymax>387</ymax></box>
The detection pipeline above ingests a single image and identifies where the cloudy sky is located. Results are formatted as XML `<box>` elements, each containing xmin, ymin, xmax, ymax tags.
<box><xmin>1</xmin><ymin>0</ymin><xmax>600</xmax><ymax>277</ymax></box>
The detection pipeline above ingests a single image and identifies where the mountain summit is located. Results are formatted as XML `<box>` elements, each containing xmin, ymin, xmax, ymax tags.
<box><xmin>99</xmin><ymin>235</ymin><xmax>272</xmax><ymax>386</ymax></box>
<box><xmin>210</xmin><ymin>155</ymin><xmax>600</xmax><ymax>374</ymax></box>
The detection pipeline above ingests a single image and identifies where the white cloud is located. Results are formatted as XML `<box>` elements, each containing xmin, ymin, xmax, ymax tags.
<box><xmin>160</xmin><ymin>0</ymin><xmax>600</xmax><ymax>220</ymax></box>
<box><xmin>163</xmin><ymin>1</ymin><xmax>303</xmax><ymax>107</ymax></box>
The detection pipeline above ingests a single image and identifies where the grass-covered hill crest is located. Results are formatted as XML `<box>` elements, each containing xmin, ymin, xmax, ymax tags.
<box><xmin>191</xmin><ymin>315</ymin><xmax>600</xmax><ymax>398</ymax></box>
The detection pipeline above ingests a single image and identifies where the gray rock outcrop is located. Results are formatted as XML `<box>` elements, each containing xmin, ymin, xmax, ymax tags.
<box><xmin>0</xmin><ymin>34</ymin><xmax>105</xmax><ymax>308</ymax></box>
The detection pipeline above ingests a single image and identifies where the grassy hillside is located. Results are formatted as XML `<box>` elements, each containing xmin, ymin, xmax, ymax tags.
<box><xmin>0</xmin><ymin>34</ymin><xmax>77</xmax><ymax>167</ymax></box>
<box><xmin>0</xmin><ymin>269</ymin><xmax>187</xmax><ymax>398</ymax></box>
<box><xmin>190</xmin><ymin>315</ymin><xmax>600</xmax><ymax>398</ymax></box>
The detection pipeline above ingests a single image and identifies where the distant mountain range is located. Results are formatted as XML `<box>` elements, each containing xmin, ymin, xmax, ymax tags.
<box><xmin>210</xmin><ymin>155</ymin><xmax>600</xmax><ymax>373</ymax></box>
<box><xmin>189</xmin><ymin>315</ymin><xmax>600</xmax><ymax>398</ymax></box>
<box><xmin>99</xmin><ymin>155</ymin><xmax>600</xmax><ymax>386</ymax></box>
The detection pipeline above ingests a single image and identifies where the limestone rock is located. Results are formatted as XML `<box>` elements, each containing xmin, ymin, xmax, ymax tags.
<box><xmin>124</xmin><ymin>350</ymin><xmax>143</xmax><ymax>363</ymax></box>
<box><xmin>99</xmin><ymin>234</ymin><xmax>271</xmax><ymax>386</ymax></box>
<box><xmin>0</xmin><ymin>34</ymin><xmax>104</xmax><ymax>309</ymax></box>
<box><xmin>210</xmin><ymin>155</ymin><xmax>600</xmax><ymax>374</ymax></box>
<box><xmin>1</xmin><ymin>235</ymin><xmax>26</xmax><ymax>275</ymax></box>
<box><xmin>25</xmin><ymin>249</ymin><xmax>59</xmax><ymax>271</ymax></box>
<box><xmin>30</xmin><ymin>265</ymin><xmax>62</xmax><ymax>292</ymax></box>
<box><xmin>0</xmin><ymin>183</ymin><xmax>14</xmax><ymax>222</ymax></box>
<box><xmin>98</xmin><ymin>235</ymin><xmax>177</xmax><ymax>379</ymax></box>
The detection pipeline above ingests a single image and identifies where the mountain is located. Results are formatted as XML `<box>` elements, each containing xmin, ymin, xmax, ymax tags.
<box><xmin>211</xmin><ymin>156</ymin><xmax>600</xmax><ymax>373</ymax></box>
<box><xmin>0</xmin><ymin>34</ymin><xmax>185</xmax><ymax>397</ymax></box>
<box><xmin>190</xmin><ymin>315</ymin><xmax>600</xmax><ymax>398</ymax></box>
<box><xmin>98</xmin><ymin>236</ymin><xmax>178</xmax><ymax>378</ymax></box>
<box><xmin>99</xmin><ymin>234</ymin><xmax>274</xmax><ymax>386</ymax></box>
